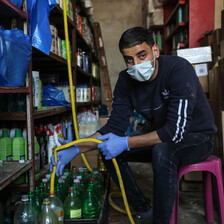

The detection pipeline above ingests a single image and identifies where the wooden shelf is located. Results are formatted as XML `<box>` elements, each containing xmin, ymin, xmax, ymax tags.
<box><xmin>32</xmin><ymin>48</ymin><xmax>76</xmax><ymax>72</ymax></box>
<box><xmin>0</xmin><ymin>160</ymin><xmax>32</xmax><ymax>191</ymax></box>
<box><xmin>0</xmin><ymin>0</ymin><xmax>26</xmax><ymax>19</ymax></box>
<box><xmin>0</xmin><ymin>87</ymin><xmax>30</xmax><ymax>93</ymax></box>
<box><xmin>165</xmin><ymin>0</ymin><xmax>186</xmax><ymax>25</ymax></box>
<box><xmin>0</xmin><ymin>106</ymin><xmax>71</xmax><ymax>121</ymax></box>
<box><xmin>34</xmin><ymin>106</ymin><xmax>71</xmax><ymax>120</ymax></box>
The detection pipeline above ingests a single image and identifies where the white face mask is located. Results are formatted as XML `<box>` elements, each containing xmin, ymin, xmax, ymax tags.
<box><xmin>126</xmin><ymin>50</ymin><xmax>156</xmax><ymax>82</ymax></box>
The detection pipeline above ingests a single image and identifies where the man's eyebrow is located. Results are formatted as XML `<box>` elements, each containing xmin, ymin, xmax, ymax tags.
<box><xmin>123</xmin><ymin>50</ymin><xmax>147</xmax><ymax>58</ymax></box>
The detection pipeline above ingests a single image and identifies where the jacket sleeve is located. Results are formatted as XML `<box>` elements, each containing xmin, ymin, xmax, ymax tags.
<box><xmin>98</xmin><ymin>72</ymin><xmax>134</xmax><ymax>136</ymax></box>
<box><xmin>156</xmin><ymin>61</ymin><xmax>198</xmax><ymax>143</ymax></box>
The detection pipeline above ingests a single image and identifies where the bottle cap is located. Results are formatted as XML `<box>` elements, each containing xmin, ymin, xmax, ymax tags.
<box><xmin>68</xmin><ymin>187</ymin><xmax>74</xmax><ymax>192</ymax></box>
<box><xmin>43</xmin><ymin>198</ymin><xmax>50</xmax><ymax>204</ymax></box>
<box><xmin>49</xmin><ymin>192</ymin><xmax>55</xmax><ymax>197</ymax></box>
<box><xmin>73</xmin><ymin>179</ymin><xmax>79</xmax><ymax>184</ymax></box>
<box><xmin>2</xmin><ymin>129</ymin><xmax>8</xmax><ymax>137</ymax></box>
<box><xmin>42</xmin><ymin>178</ymin><xmax>48</xmax><ymax>183</ymax></box>
<box><xmin>15</xmin><ymin>129</ymin><xmax>21</xmax><ymax>137</ymax></box>
<box><xmin>76</xmin><ymin>175</ymin><xmax>82</xmax><ymax>180</ymax></box>
<box><xmin>90</xmin><ymin>177</ymin><xmax>95</xmax><ymax>182</ymax></box>
<box><xmin>21</xmin><ymin>195</ymin><xmax>29</xmax><ymax>202</ymax></box>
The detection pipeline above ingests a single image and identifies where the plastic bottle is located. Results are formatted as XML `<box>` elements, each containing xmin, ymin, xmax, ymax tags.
<box><xmin>58</xmin><ymin>178</ymin><xmax>67</xmax><ymax>201</ymax></box>
<box><xmin>0</xmin><ymin>160</ymin><xmax>3</xmax><ymax>179</ymax></box>
<box><xmin>47</xmin><ymin>132</ymin><xmax>56</xmax><ymax>164</ymax></box>
<box><xmin>49</xmin><ymin>193</ymin><xmax>64</xmax><ymax>223</ymax></box>
<box><xmin>82</xmin><ymin>184</ymin><xmax>99</xmax><ymax>219</ymax></box>
<box><xmin>14</xmin><ymin>195</ymin><xmax>37</xmax><ymax>224</ymax></box>
<box><xmin>152</xmin><ymin>31</ymin><xmax>157</xmax><ymax>45</ymax></box>
<box><xmin>12</xmin><ymin>129</ymin><xmax>25</xmax><ymax>161</ymax></box>
<box><xmin>62</xmin><ymin>122</ymin><xmax>67</xmax><ymax>140</ymax></box>
<box><xmin>157</xmin><ymin>31</ymin><xmax>163</xmax><ymax>51</ymax></box>
<box><xmin>38</xmin><ymin>198</ymin><xmax>58</xmax><ymax>224</ymax></box>
<box><xmin>63</xmin><ymin>187</ymin><xmax>82</xmax><ymax>219</ymax></box>
<box><xmin>0</xmin><ymin>129</ymin><xmax>12</xmax><ymax>161</ymax></box>
<box><xmin>67</xmin><ymin>121</ymin><xmax>72</xmax><ymax>142</ymax></box>
<box><xmin>54</xmin><ymin>124</ymin><xmax>63</xmax><ymax>147</ymax></box>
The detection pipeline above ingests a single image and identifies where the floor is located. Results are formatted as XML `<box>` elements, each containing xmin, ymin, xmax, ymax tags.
<box><xmin>107</xmin><ymin>162</ymin><xmax>220</xmax><ymax>224</ymax></box>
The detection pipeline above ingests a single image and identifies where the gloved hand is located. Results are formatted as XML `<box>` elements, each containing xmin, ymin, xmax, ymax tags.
<box><xmin>49</xmin><ymin>138</ymin><xmax>79</xmax><ymax>176</ymax></box>
<box><xmin>97</xmin><ymin>133</ymin><xmax>130</xmax><ymax>160</ymax></box>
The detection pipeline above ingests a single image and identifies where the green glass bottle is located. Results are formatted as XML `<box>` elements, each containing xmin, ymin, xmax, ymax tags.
<box><xmin>49</xmin><ymin>193</ymin><xmax>64</xmax><ymax>223</ymax></box>
<box><xmin>28</xmin><ymin>191</ymin><xmax>41</xmax><ymax>216</ymax></box>
<box><xmin>38</xmin><ymin>198</ymin><xmax>58</xmax><ymax>224</ymax></box>
<box><xmin>55</xmin><ymin>184</ymin><xmax>65</xmax><ymax>203</ymax></box>
<box><xmin>58</xmin><ymin>178</ymin><xmax>67</xmax><ymax>201</ymax></box>
<box><xmin>33</xmin><ymin>187</ymin><xmax>42</xmax><ymax>215</ymax></box>
<box><xmin>39</xmin><ymin>183</ymin><xmax>48</xmax><ymax>203</ymax></box>
<box><xmin>63</xmin><ymin>187</ymin><xmax>82</xmax><ymax>219</ymax></box>
<box><xmin>82</xmin><ymin>184</ymin><xmax>99</xmax><ymax>219</ymax></box>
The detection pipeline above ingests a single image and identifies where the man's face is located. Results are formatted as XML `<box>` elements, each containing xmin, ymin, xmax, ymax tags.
<box><xmin>122</xmin><ymin>42</ymin><xmax>155</xmax><ymax>67</ymax></box>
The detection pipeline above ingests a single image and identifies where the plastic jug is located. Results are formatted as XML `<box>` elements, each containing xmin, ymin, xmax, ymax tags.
<box><xmin>12</xmin><ymin>129</ymin><xmax>25</xmax><ymax>161</ymax></box>
<box><xmin>0</xmin><ymin>129</ymin><xmax>12</xmax><ymax>161</ymax></box>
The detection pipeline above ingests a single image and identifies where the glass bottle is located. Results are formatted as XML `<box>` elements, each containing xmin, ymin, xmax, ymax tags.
<box><xmin>28</xmin><ymin>191</ymin><xmax>41</xmax><ymax>216</ymax></box>
<box><xmin>82</xmin><ymin>184</ymin><xmax>99</xmax><ymax>219</ymax></box>
<box><xmin>14</xmin><ymin>195</ymin><xmax>37</xmax><ymax>224</ymax></box>
<box><xmin>63</xmin><ymin>187</ymin><xmax>82</xmax><ymax>219</ymax></box>
<box><xmin>38</xmin><ymin>198</ymin><xmax>58</xmax><ymax>224</ymax></box>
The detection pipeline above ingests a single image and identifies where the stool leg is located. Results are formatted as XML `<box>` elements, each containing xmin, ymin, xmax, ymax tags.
<box><xmin>170</xmin><ymin>199</ymin><xmax>177</xmax><ymax>224</ymax></box>
<box><xmin>215</xmin><ymin>164</ymin><xmax>224</xmax><ymax>224</ymax></box>
<box><xmin>203</xmin><ymin>171</ymin><xmax>214</xmax><ymax>223</ymax></box>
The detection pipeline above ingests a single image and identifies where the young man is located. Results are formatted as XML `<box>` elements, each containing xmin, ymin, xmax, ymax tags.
<box><xmin>50</xmin><ymin>27</ymin><xmax>216</xmax><ymax>223</ymax></box>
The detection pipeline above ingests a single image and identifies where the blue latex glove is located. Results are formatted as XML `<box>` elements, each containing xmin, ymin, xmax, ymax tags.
<box><xmin>97</xmin><ymin>133</ymin><xmax>130</xmax><ymax>160</ymax></box>
<box><xmin>49</xmin><ymin>138</ymin><xmax>79</xmax><ymax>176</ymax></box>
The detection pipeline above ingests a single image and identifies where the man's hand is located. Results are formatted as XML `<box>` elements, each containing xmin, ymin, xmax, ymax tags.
<box><xmin>97</xmin><ymin>133</ymin><xmax>130</xmax><ymax>160</ymax></box>
<box><xmin>49</xmin><ymin>138</ymin><xmax>79</xmax><ymax>176</ymax></box>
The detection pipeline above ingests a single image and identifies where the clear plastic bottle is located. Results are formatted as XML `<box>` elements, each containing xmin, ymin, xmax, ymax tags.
<box><xmin>38</xmin><ymin>198</ymin><xmax>58</xmax><ymax>224</ymax></box>
<box><xmin>14</xmin><ymin>195</ymin><xmax>37</xmax><ymax>224</ymax></box>
<box><xmin>63</xmin><ymin>187</ymin><xmax>82</xmax><ymax>219</ymax></box>
<box><xmin>49</xmin><ymin>193</ymin><xmax>64</xmax><ymax>223</ymax></box>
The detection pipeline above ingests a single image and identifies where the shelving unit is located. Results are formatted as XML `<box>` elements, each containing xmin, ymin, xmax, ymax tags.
<box><xmin>0</xmin><ymin>0</ymin><xmax>101</xmax><ymax>195</ymax></box>
<box><xmin>163</xmin><ymin>0</ymin><xmax>214</xmax><ymax>55</ymax></box>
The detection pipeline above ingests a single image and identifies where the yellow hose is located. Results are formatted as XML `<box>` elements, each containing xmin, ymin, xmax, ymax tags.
<box><xmin>60</xmin><ymin>2</ymin><xmax>135</xmax><ymax>223</ymax></box>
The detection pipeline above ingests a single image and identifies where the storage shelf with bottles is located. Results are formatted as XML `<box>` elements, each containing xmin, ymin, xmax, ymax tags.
<box><xmin>163</xmin><ymin>0</ymin><xmax>214</xmax><ymax>55</ymax></box>
<box><xmin>0</xmin><ymin>160</ymin><xmax>32</xmax><ymax>190</ymax></box>
<box><xmin>149</xmin><ymin>25</ymin><xmax>164</xmax><ymax>54</ymax></box>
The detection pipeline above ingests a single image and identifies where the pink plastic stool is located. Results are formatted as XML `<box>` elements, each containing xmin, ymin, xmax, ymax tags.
<box><xmin>170</xmin><ymin>155</ymin><xmax>224</xmax><ymax>224</ymax></box>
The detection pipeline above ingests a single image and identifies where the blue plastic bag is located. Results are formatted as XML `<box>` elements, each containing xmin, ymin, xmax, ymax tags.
<box><xmin>9</xmin><ymin>0</ymin><xmax>23</xmax><ymax>8</ymax></box>
<box><xmin>43</xmin><ymin>85</ymin><xmax>71</xmax><ymax>107</ymax></box>
<box><xmin>0</xmin><ymin>28</ymin><xmax>7</xmax><ymax>84</ymax></box>
<box><xmin>27</xmin><ymin>0</ymin><xmax>57</xmax><ymax>55</ymax></box>
<box><xmin>0</xmin><ymin>28</ymin><xmax>32</xmax><ymax>87</ymax></box>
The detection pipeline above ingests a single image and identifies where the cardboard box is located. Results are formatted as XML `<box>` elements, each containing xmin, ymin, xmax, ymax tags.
<box><xmin>99</xmin><ymin>116</ymin><xmax>108</xmax><ymax>128</ymax></box>
<box><xmin>70</xmin><ymin>153</ymin><xmax>98</xmax><ymax>169</ymax></box>
<box><xmin>177</xmin><ymin>46</ymin><xmax>212</xmax><ymax>64</ymax></box>
<box><xmin>193</xmin><ymin>63</ymin><xmax>209</xmax><ymax>93</ymax></box>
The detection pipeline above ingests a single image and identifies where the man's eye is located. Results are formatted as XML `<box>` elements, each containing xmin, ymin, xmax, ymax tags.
<box><xmin>140</xmin><ymin>54</ymin><xmax>146</xmax><ymax>59</ymax></box>
<box><xmin>126</xmin><ymin>58</ymin><xmax>133</xmax><ymax>63</ymax></box>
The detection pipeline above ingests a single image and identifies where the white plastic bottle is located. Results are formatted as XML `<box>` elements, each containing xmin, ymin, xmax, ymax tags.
<box><xmin>47</xmin><ymin>132</ymin><xmax>57</xmax><ymax>164</ymax></box>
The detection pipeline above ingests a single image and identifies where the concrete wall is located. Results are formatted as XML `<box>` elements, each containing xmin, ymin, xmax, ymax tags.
<box><xmin>214</xmin><ymin>0</ymin><xmax>224</xmax><ymax>29</ymax></box>
<box><xmin>92</xmin><ymin>0</ymin><xmax>142</xmax><ymax>104</ymax></box>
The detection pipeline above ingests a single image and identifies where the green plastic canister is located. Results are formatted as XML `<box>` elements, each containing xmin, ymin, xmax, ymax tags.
<box><xmin>12</xmin><ymin>130</ymin><xmax>25</xmax><ymax>161</ymax></box>
<box><xmin>0</xmin><ymin>130</ymin><xmax>12</xmax><ymax>161</ymax></box>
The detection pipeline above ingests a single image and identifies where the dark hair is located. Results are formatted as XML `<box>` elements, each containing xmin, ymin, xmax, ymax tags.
<box><xmin>119</xmin><ymin>27</ymin><xmax>154</xmax><ymax>53</ymax></box>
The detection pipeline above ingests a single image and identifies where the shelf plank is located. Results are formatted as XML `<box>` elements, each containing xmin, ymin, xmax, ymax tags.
<box><xmin>0</xmin><ymin>106</ymin><xmax>71</xmax><ymax>121</ymax></box>
<box><xmin>34</xmin><ymin>106</ymin><xmax>71</xmax><ymax>119</ymax></box>
<box><xmin>32</xmin><ymin>48</ymin><xmax>76</xmax><ymax>71</ymax></box>
<box><xmin>0</xmin><ymin>160</ymin><xmax>32</xmax><ymax>191</ymax></box>
<box><xmin>165</xmin><ymin>0</ymin><xmax>186</xmax><ymax>26</ymax></box>
<box><xmin>0</xmin><ymin>0</ymin><xmax>26</xmax><ymax>19</ymax></box>
<box><xmin>0</xmin><ymin>87</ymin><xmax>30</xmax><ymax>93</ymax></box>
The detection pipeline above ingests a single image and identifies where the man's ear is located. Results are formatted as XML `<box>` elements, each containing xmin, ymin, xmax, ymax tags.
<box><xmin>152</xmin><ymin>44</ymin><xmax>160</xmax><ymax>58</ymax></box>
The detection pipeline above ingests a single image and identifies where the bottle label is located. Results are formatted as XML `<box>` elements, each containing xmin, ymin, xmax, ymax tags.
<box><xmin>58</xmin><ymin>210</ymin><xmax>64</xmax><ymax>221</ymax></box>
<box><xmin>70</xmin><ymin>209</ymin><xmax>81</xmax><ymax>218</ymax></box>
